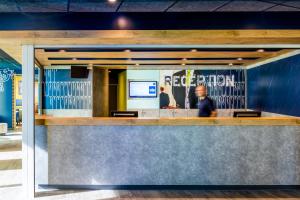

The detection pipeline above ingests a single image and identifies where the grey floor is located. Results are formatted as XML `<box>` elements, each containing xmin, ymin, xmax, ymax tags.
<box><xmin>1</xmin><ymin>130</ymin><xmax>300</xmax><ymax>200</ymax></box>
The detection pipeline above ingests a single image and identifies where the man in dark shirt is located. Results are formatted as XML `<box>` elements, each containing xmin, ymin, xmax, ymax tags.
<box><xmin>195</xmin><ymin>85</ymin><xmax>217</xmax><ymax>117</ymax></box>
<box><xmin>159</xmin><ymin>87</ymin><xmax>170</xmax><ymax>109</ymax></box>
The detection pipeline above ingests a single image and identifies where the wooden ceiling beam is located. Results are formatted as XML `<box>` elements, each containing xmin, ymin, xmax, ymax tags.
<box><xmin>1</xmin><ymin>30</ymin><xmax>300</xmax><ymax>46</ymax></box>
<box><xmin>35</xmin><ymin>50</ymin><xmax>272</xmax><ymax>59</ymax></box>
<box><xmin>38</xmin><ymin>59</ymin><xmax>249</xmax><ymax>66</ymax></box>
<box><xmin>1</xmin><ymin>30</ymin><xmax>300</xmax><ymax>66</ymax></box>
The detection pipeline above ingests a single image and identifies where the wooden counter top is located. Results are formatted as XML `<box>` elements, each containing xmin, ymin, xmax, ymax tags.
<box><xmin>35</xmin><ymin>116</ymin><xmax>300</xmax><ymax>126</ymax></box>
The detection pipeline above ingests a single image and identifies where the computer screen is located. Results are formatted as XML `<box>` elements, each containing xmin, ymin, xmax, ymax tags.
<box><xmin>129</xmin><ymin>81</ymin><xmax>157</xmax><ymax>98</ymax></box>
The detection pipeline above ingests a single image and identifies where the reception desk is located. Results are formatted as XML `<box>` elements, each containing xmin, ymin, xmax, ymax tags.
<box><xmin>35</xmin><ymin>116</ymin><xmax>300</xmax><ymax>188</ymax></box>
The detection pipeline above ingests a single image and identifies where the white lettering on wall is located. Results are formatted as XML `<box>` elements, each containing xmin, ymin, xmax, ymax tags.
<box><xmin>168</xmin><ymin>74</ymin><xmax>235</xmax><ymax>87</ymax></box>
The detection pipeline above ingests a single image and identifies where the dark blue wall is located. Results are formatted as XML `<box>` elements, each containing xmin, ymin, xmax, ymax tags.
<box><xmin>0</xmin><ymin>79</ymin><xmax>13</xmax><ymax>128</ymax></box>
<box><xmin>0</xmin><ymin>50</ymin><xmax>21</xmax><ymax>128</ymax></box>
<box><xmin>247</xmin><ymin>54</ymin><xmax>300</xmax><ymax>116</ymax></box>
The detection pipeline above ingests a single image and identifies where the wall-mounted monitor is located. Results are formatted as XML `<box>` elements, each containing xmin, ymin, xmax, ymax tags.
<box><xmin>129</xmin><ymin>81</ymin><xmax>157</xmax><ymax>98</ymax></box>
<box><xmin>71</xmin><ymin>66</ymin><xmax>89</xmax><ymax>78</ymax></box>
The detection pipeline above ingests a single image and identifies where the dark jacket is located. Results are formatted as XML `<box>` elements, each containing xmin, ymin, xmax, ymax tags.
<box><xmin>160</xmin><ymin>92</ymin><xmax>170</xmax><ymax>109</ymax></box>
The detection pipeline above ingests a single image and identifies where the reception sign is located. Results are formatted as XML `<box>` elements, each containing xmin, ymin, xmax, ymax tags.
<box><xmin>160</xmin><ymin>69</ymin><xmax>246</xmax><ymax>109</ymax></box>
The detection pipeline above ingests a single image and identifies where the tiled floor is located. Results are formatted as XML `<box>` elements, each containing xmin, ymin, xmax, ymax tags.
<box><xmin>1</xmin><ymin>130</ymin><xmax>300</xmax><ymax>200</ymax></box>
<box><xmin>0</xmin><ymin>131</ymin><xmax>22</xmax><ymax>200</ymax></box>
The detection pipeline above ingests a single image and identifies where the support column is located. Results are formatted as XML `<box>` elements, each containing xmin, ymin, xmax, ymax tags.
<box><xmin>92</xmin><ymin>67</ymin><xmax>109</xmax><ymax>117</ymax></box>
<box><xmin>22</xmin><ymin>45</ymin><xmax>35</xmax><ymax>200</ymax></box>
<box><xmin>38</xmin><ymin>66</ymin><xmax>44</xmax><ymax>115</ymax></box>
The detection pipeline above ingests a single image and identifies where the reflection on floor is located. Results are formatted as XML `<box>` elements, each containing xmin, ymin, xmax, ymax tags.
<box><xmin>1</xmin><ymin>130</ymin><xmax>300</xmax><ymax>199</ymax></box>
<box><xmin>35</xmin><ymin>189</ymin><xmax>300</xmax><ymax>199</ymax></box>
<box><xmin>0</xmin><ymin>131</ymin><xmax>22</xmax><ymax>200</ymax></box>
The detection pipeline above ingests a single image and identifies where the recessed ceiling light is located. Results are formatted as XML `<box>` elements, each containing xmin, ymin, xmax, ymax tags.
<box><xmin>108</xmin><ymin>0</ymin><xmax>117</xmax><ymax>3</ymax></box>
<box><xmin>181</xmin><ymin>63</ymin><xmax>186</xmax><ymax>66</ymax></box>
<box><xmin>124</xmin><ymin>49</ymin><xmax>131</xmax><ymax>52</ymax></box>
<box><xmin>59</xmin><ymin>49</ymin><xmax>66</xmax><ymax>53</ymax></box>
<box><xmin>257</xmin><ymin>49</ymin><xmax>264</xmax><ymax>52</ymax></box>
<box><xmin>72</xmin><ymin>58</ymin><xmax>77</xmax><ymax>61</ymax></box>
<box><xmin>229</xmin><ymin>63</ymin><xmax>233</xmax><ymax>66</ymax></box>
<box><xmin>117</xmin><ymin>17</ymin><xmax>130</xmax><ymax>29</ymax></box>
<box><xmin>182</xmin><ymin>58</ymin><xmax>187</xmax><ymax>61</ymax></box>
<box><xmin>191</xmin><ymin>49</ymin><xmax>197</xmax><ymax>52</ymax></box>
<box><xmin>237</xmin><ymin>58</ymin><xmax>243</xmax><ymax>61</ymax></box>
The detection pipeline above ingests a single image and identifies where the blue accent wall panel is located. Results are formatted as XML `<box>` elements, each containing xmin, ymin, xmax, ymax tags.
<box><xmin>0</xmin><ymin>79</ymin><xmax>13</xmax><ymax>128</ymax></box>
<box><xmin>43</xmin><ymin>69</ymin><xmax>92</xmax><ymax>109</ymax></box>
<box><xmin>247</xmin><ymin>54</ymin><xmax>300</xmax><ymax>116</ymax></box>
<box><xmin>0</xmin><ymin>50</ymin><xmax>20</xmax><ymax>128</ymax></box>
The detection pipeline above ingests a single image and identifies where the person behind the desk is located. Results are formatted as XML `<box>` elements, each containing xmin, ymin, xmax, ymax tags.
<box><xmin>159</xmin><ymin>86</ymin><xmax>170</xmax><ymax>109</ymax></box>
<box><xmin>195</xmin><ymin>85</ymin><xmax>217</xmax><ymax>117</ymax></box>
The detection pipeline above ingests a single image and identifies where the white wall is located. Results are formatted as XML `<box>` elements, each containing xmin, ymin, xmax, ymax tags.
<box><xmin>127</xmin><ymin>70</ymin><xmax>160</xmax><ymax>109</ymax></box>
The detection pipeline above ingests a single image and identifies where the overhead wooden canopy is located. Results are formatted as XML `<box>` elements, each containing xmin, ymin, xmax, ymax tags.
<box><xmin>0</xmin><ymin>30</ymin><xmax>300</xmax><ymax>66</ymax></box>
<box><xmin>34</xmin><ymin>48</ymin><xmax>294</xmax><ymax>67</ymax></box>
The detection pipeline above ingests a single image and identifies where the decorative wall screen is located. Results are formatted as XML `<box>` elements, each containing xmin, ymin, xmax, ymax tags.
<box><xmin>160</xmin><ymin>69</ymin><xmax>246</xmax><ymax>109</ymax></box>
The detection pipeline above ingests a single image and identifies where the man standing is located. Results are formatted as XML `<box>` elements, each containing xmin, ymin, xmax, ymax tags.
<box><xmin>195</xmin><ymin>85</ymin><xmax>217</xmax><ymax>117</ymax></box>
<box><xmin>159</xmin><ymin>87</ymin><xmax>170</xmax><ymax>109</ymax></box>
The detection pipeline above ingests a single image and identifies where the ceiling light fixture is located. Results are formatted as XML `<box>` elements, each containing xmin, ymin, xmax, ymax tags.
<box><xmin>108</xmin><ymin>0</ymin><xmax>117</xmax><ymax>3</ymax></box>
<box><xmin>124</xmin><ymin>49</ymin><xmax>131</xmax><ymax>52</ymax></box>
<box><xmin>59</xmin><ymin>49</ymin><xmax>66</xmax><ymax>53</ymax></box>
<box><xmin>182</xmin><ymin>58</ymin><xmax>187</xmax><ymax>61</ymax></box>
<box><xmin>229</xmin><ymin>63</ymin><xmax>233</xmax><ymax>66</ymax></box>
<box><xmin>135</xmin><ymin>63</ymin><xmax>139</xmax><ymax>66</ymax></box>
<box><xmin>181</xmin><ymin>63</ymin><xmax>186</xmax><ymax>66</ymax></box>
<box><xmin>237</xmin><ymin>58</ymin><xmax>243</xmax><ymax>61</ymax></box>
<box><xmin>257</xmin><ymin>49</ymin><xmax>264</xmax><ymax>52</ymax></box>
<box><xmin>72</xmin><ymin>58</ymin><xmax>77</xmax><ymax>61</ymax></box>
<box><xmin>191</xmin><ymin>49</ymin><xmax>197</xmax><ymax>52</ymax></box>
<box><xmin>117</xmin><ymin>17</ymin><xmax>130</xmax><ymax>29</ymax></box>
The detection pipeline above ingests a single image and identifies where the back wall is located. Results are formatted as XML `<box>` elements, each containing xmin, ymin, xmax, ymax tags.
<box><xmin>247</xmin><ymin>54</ymin><xmax>300</xmax><ymax>116</ymax></box>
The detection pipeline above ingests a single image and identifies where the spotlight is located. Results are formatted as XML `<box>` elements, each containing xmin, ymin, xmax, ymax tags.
<box><xmin>116</xmin><ymin>16</ymin><xmax>131</xmax><ymax>29</ymax></box>
<box><xmin>108</xmin><ymin>0</ymin><xmax>117</xmax><ymax>3</ymax></box>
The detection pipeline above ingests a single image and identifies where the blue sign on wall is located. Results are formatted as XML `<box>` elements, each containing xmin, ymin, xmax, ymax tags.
<box><xmin>149</xmin><ymin>85</ymin><xmax>156</xmax><ymax>94</ymax></box>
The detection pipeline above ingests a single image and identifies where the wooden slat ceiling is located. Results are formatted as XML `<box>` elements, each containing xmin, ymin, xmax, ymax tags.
<box><xmin>35</xmin><ymin>48</ymin><xmax>294</xmax><ymax>67</ymax></box>
<box><xmin>0</xmin><ymin>30</ymin><xmax>299</xmax><ymax>67</ymax></box>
